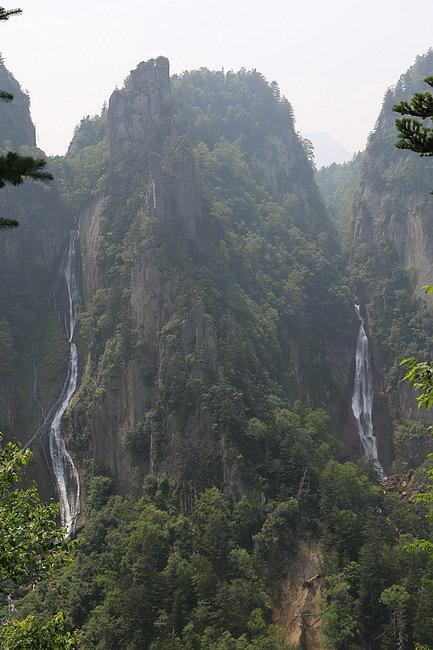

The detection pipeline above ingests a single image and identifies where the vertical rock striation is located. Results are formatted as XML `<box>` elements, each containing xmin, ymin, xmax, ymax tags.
<box><xmin>108</xmin><ymin>56</ymin><xmax>171</xmax><ymax>155</ymax></box>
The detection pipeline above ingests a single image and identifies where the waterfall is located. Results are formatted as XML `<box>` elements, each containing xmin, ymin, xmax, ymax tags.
<box><xmin>352</xmin><ymin>305</ymin><xmax>384</xmax><ymax>476</ymax></box>
<box><xmin>49</xmin><ymin>231</ymin><xmax>81</xmax><ymax>536</ymax></box>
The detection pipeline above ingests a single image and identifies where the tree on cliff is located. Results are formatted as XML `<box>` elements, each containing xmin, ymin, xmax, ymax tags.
<box><xmin>0</xmin><ymin>5</ymin><xmax>52</xmax><ymax>230</ymax></box>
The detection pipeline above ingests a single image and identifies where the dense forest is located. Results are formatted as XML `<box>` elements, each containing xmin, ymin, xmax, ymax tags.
<box><xmin>1</xmin><ymin>49</ymin><xmax>433</xmax><ymax>649</ymax></box>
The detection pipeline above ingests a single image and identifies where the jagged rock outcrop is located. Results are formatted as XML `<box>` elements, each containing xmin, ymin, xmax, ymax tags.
<box><xmin>108</xmin><ymin>56</ymin><xmax>171</xmax><ymax>154</ymax></box>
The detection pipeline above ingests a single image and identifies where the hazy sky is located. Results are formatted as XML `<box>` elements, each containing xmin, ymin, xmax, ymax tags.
<box><xmin>2</xmin><ymin>0</ymin><xmax>433</xmax><ymax>156</ymax></box>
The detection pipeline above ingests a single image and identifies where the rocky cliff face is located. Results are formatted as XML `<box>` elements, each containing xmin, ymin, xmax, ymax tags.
<box><xmin>352</xmin><ymin>51</ymin><xmax>433</xmax><ymax>297</ymax></box>
<box><xmin>108</xmin><ymin>56</ymin><xmax>172</xmax><ymax>155</ymax></box>
<box><xmin>273</xmin><ymin>539</ymin><xmax>323</xmax><ymax>650</ymax></box>
<box><xmin>353</xmin><ymin>159</ymin><xmax>433</xmax><ymax>302</ymax></box>
<box><xmin>350</xmin><ymin>52</ymin><xmax>433</xmax><ymax>435</ymax></box>
<box><xmin>0</xmin><ymin>58</ymin><xmax>35</xmax><ymax>148</ymax></box>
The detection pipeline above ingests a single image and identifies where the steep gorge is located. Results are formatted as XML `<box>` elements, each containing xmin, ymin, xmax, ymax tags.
<box><xmin>1</xmin><ymin>54</ymin><xmax>433</xmax><ymax>648</ymax></box>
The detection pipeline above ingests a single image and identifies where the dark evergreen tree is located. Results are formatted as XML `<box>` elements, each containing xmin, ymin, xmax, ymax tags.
<box><xmin>0</xmin><ymin>6</ymin><xmax>21</xmax><ymax>21</ymax></box>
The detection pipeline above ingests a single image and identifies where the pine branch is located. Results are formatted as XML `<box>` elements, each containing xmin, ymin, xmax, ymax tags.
<box><xmin>0</xmin><ymin>152</ymin><xmax>53</xmax><ymax>188</ymax></box>
<box><xmin>0</xmin><ymin>217</ymin><xmax>18</xmax><ymax>229</ymax></box>
<box><xmin>0</xmin><ymin>7</ymin><xmax>21</xmax><ymax>21</ymax></box>
<box><xmin>393</xmin><ymin>78</ymin><xmax>433</xmax><ymax>119</ymax></box>
<box><xmin>393</xmin><ymin>93</ymin><xmax>433</xmax><ymax>119</ymax></box>
<box><xmin>0</xmin><ymin>91</ymin><xmax>13</xmax><ymax>102</ymax></box>
<box><xmin>395</xmin><ymin>117</ymin><xmax>433</xmax><ymax>156</ymax></box>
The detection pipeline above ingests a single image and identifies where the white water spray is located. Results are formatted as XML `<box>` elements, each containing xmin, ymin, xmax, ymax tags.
<box><xmin>352</xmin><ymin>305</ymin><xmax>384</xmax><ymax>476</ymax></box>
<box><xmin>49</xmin><ymin>231</ymin><xmax>81</xmax><ymax>536</ymax></box>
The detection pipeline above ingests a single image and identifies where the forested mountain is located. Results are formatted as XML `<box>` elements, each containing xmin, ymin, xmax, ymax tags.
<box><xmin>1</xmin><ymin>54</ymin><xmax>433</xmax><ymax>649</ymax></box>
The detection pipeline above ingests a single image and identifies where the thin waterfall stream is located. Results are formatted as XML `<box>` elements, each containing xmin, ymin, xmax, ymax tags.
<box><xmin>49</xmin><ymin>231</ymin><xmax>81</xmax><ymax>536</ymax></box>
<box><xmin>352</xmin><ymin>305</ymin><xmax>384</xmax><ymax>477</ymax></box>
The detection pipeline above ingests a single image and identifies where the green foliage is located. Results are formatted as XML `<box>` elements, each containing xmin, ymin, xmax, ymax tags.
<box><xmin>400</xmin><ymin>357</ymin><xmax>433</xmax><ymax>410</ymax></box>
<box><xmin>394</xmin><ymin>420</ymin><xmax>433</xmax><ymax>469</ymax></box>
<box><xmin>86</xmin><ymin>475</ymin><xmax>113</xmax><ymax>512</ymax></box>
<box><xmin>65</xmin><ymin>137</ymin><xmax>109</xmax><ymax>207</ymax></box>
<box><xmin>402</xmin><ymin>457</ymin><xmax>433</xmax><ymax>560</ymax></box>
<box><xmin>253</xmin><ymin>499</ymin><xmax>298</xmax><ymax>578</ymax></box>
<box><xmin>380</xmin><ymin>584</ymin><xmax>410</xmax><ymax>610</ymax></box>
<box><xmin>0</xmin><ymin>612</ymin><xmax>80</xmax><ymax>649</ymax></box>
<box><xmin>17</xmin><ymin>452</ymin><xmax>433</xmax><ymax>650</ymax></box>
<box><xmin>380</xmin><ymin>585</ymin><xmax>411</xmax><ymax>650</ymax></box>
<box><xmin>320</xmin><ymin>488</ymin><xmax>433</xmax><ymax>648</ymax></box>
<box><xmin>320</xmin><ymin>461</ymin><xmax>380</xmax><ymax>561</ymax></box>
<box><xmin>321</xmin><ymin>574</ymin><xmax>362</xmax><ymax>650</ymax></box>
<box><xmin>18</xmin><ymin>485</ymin><xmax>285</xmax><ymax>648</ymax></box>
<box><xmin>171</xmin><ymin>68</ymin><xmax>296</xmax><ymax>157</ymax></box>
<box><xmin>0</xmin><ymin>437</ymin><xmax>78</xmax><ymax>645</ymax></box>
<box><xmin>0</xmin><ymin>436</ymin><xmax>74</xmax><ymax>591</ymax></box>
